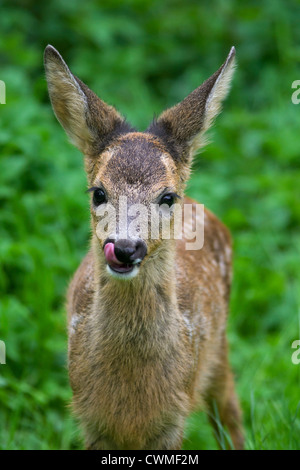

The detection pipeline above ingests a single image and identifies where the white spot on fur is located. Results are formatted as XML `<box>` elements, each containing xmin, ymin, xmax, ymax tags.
<box><xmin>182</xmin><ymin>310</ymin><xmax>193</xmax><ymax>342</ymax></box>
<box><xmin>225</xmin><ymin>244</ymin><xmax>232</xmax><ymax>262</ymax></box>
<box><xmin>69</xmin><ymin>313</ymin><xmax>82</xmax><ymax>335</ymax></box>
<box><xmin>218</xmin><ymin>253</ymin><xmax>226</xmax><ymax>278</ymax></box>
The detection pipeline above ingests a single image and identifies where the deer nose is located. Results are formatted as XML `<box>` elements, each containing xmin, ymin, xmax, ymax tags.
<box><xmin>104</xmin><ymin>239</ymin><xmax>147</xmax><ymax>264</ymax></box>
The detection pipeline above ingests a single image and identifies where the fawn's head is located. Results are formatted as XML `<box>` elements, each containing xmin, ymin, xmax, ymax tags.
<box><xmin>44</xmin><ymin>45</ymin><xmax>235</xmax><ymax>280</ymax></box>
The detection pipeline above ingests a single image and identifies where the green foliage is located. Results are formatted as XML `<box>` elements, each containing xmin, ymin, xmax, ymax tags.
<box><xmin>0</xmin><ymin>0</ymin><xmax>299</xmax><ymax>449</ymax></box>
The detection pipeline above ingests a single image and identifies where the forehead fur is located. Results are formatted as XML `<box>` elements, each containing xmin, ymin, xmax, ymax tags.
<box><xmin>94</xmin><ymin>133</ymin><xmax>177</xmax><ymax>191</ymax></box>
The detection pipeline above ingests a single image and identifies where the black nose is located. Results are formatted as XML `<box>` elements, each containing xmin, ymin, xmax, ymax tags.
<box><xmin>113</xmin><ymin>239</ymin><xmax>147</xmax><ymax>264</ymax></box>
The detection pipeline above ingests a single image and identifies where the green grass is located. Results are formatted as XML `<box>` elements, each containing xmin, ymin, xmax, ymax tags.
<box><xmin>0</xmin><ymin>0</ymin><xmax>300</xmax><ymax>450</ymax></box>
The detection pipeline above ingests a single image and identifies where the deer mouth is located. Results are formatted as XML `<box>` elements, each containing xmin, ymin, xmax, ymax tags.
<box><xmin>104</xmin><ymin>242</ymin><xmax>140</xmax><ymax>276</ymax></box>
<box><xmin>109</xmin><ymin>263</ymin><xmax>136</xmax><ymax>274</ymax></box>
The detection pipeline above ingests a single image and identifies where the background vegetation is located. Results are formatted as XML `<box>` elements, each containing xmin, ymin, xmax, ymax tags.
<box><xmin>0</xmin><ymin>0</ymin><xmax>299</xmax><ymax>449</ymax></box>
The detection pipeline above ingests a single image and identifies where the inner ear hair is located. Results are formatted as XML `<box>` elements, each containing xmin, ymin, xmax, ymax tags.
<box><xmin>147</xmin><ymin>47</ymin><xmax>236</xmax><ymax>164</ymax></box>
<box><xmin>44</xmin><ymin>45</ymin><xmax>135</xmax><ymax>156</ymax></box>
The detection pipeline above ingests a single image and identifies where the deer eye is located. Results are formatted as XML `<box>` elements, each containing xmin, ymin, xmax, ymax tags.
<box><xmin>159</xmin><ymin>193</ymin><xmax>178</xmax><ymax>207</ymax></box>
<box><xmin>93</xmin><ymin>188</ymin><xmax>106</xmax><ymax>206</ymax></box>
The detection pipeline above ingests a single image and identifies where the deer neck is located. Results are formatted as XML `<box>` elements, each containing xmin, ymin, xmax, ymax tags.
<box><xmin>91</xmin><ymin>237</ymin><xmax>179</xmax><ymax>354</ymax></box>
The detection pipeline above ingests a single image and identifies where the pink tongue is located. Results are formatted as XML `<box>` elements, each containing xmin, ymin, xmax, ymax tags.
<box><xmin>104</xmin><ymin>243</ymin><xmax>123</xmax><ymax>266</ymax></box>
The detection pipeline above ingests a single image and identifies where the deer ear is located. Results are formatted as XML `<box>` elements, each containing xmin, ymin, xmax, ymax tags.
<box><xmin>44</xmin><ymin>45</ymin><xmax>131</xmax><ymax>156</ymax></box>
<box><xmin>148</xmin><ymin>47</ymin><xmax>236</xmax><ymax>166</ymax></box>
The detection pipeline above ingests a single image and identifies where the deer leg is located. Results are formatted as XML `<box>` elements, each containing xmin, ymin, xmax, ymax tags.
<box><xmin>206</xmin><ymin>344</ymin><xmax>244</xmax><ymax>450</ymax></box>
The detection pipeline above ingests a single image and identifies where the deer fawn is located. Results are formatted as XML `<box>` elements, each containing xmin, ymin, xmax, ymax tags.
<box><xmin>44</xmin><ymin>45</ymin><xmax>243</xmax><ymax>450</ymax></box>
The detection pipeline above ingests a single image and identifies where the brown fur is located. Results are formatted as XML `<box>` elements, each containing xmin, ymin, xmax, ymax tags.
<box><xmin>44</xmin><ymin>45</ymin><xmax>243</xmax><ymax>450</ymax></box>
